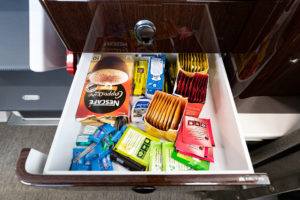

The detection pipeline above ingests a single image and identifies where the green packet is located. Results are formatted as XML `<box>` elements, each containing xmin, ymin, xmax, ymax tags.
<box><xmin>162</xmin><ymin>142</ymin><xmax>193</xmax><ymax>171</ymax></box>
<box><xmin>113</xmin><ymin>126</ymin><xmax>160</xmax><ymax>168</ymax></box>
<box><xmin>172</xmin><ymin>148</ymin><xmax>210</xmax><ymax>170</ymax></box>
<box><xmin>149</xmin><ymin>141</ymin><xmax>162</xmax><ymax>171</ymax></box>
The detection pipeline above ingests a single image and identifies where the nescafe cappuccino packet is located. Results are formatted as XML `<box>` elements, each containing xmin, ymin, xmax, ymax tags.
<box><xmin>76</xmin><ymin>54</ymin><xmax>134</xmax><ymax>121</ymax></box>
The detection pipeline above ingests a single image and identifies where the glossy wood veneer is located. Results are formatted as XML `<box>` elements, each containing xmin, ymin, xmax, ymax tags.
<box><xmin>16</xmin><ymin>148</ymin><xmax>270</xmax><ymax>187</ymax></box>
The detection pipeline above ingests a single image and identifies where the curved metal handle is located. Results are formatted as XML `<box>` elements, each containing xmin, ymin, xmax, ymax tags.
<box><xmin>132</xmin><ymin>186</ymin><xmax>156</xmax><ymax>194</ymax></box>
<box><xmin>134</xmin><ymin>20</ymin><xmax>156</xmax><ymax>45</ymax></box>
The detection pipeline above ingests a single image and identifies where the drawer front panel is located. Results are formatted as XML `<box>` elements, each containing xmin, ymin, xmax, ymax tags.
<box><xmin>41</xmin><ymin>0</ymin><xmax>260</xmax><ymax>53</ymax></box>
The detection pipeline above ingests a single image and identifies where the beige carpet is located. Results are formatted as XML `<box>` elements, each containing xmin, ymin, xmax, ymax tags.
<box><xmin>0</xmin><ymin>123</ymin><xmax>206</xmax><ymax>200</ymax></box>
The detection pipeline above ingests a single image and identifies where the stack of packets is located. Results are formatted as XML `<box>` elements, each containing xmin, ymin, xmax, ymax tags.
<box><xmin>149</xmin><ymin>141</ymin><xmax>209</xmax><ymax>171</ymax></box>
<box><xmin>70</xmin><ymin>123</ymin><xmax>127</xmax><ymax>171</ymax></box>
<box><xmin>144</xmin><ymin>91</ymin><xmax>186</xmax><ymax>142</ymax></box>
<box><xmin>174</xmin><ymin>70</ymin><xmax>208</xmax><ymax>117</ymax></box>
<box><xmin>177</xmin><ymin>53</ymin><xmax>209</xmax><ymax>75</ymax></box>
<box><xmin>132</xmin><ymin>55</ymin><xmax>166</xmax><ymax>97</ymax></box>
<box><xmin>175</xmin><ymin>116</ymin><xmax>215</xmax><ymax>164</ymax></box>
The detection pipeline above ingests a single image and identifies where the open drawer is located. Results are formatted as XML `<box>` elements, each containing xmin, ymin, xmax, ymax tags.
<box><xmin>16</xmin><ymin>53</ymin><xmax>269</xmax><ymax>188</ymax></box>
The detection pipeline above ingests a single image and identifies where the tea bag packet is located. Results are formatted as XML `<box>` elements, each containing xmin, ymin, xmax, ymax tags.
<box><xmin>175</xmin><ymin>125</ymin><xmax>207</xmax><ymax>158</ymax></box>
<box><xmin>148</xmin><ymin>141</ymin><xmax>162</xmax><ymax>171</ymax></box>
<box><xmin>182</xmin><ymin>116</ymin><xmax>215</xmax><ymax>147</ymax></box>
<box><xmin>175</xmin><ymin>124</ymin><xmax>214</xmax><ymax>163</ymax></box>
<box><xmin>177</xmin><ymin>53</ymin><xmax>208</xmax><ymax>74</ymax></box>
<box><xmin>174</xmin><ymin>70</ymin><xmax>208</xmax><ymax>104</ymax></box>
<box><xmin>172</xmin><ymin>148</ymin><xmax>210</xmax><ymax>170</ymax></box>
<box><xmin>162</xmin><ymin>142</ymin><xmax>193</xmax><ymax>171</ymax></box>
<box><xmin>178</xmin><ymin>149</ymin><xmax>214</xmax><ymax>163</ymax></box>
<box><xmin>113</xmin><ymin>126</ymin><xmax>160</xmax><ymax>170</ymax></box>
<box><xmin>145</xmin><ymin>91</ymin><xmax>185</xmax><ymax>133</ymax></box>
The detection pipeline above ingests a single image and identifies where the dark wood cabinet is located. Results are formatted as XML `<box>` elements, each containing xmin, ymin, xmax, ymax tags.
<box><xmin>223</xmin><ymin>0</ymin><xmax>300</xmax><ymax>97</ymax></box>
<box><xmin>40</xmin><ymin>0</ymin><xmax>285</xmax><ymax>54</ymax></box>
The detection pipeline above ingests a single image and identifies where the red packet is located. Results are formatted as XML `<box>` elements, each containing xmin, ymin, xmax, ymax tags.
<box><xmin>179</xmin><ymin>74</ymin><xmax>188</xmax><ymax>96</ymax></box>
<box><xmin>175</xmin><ymin>70</ymin><xmax>183</xmax><ymax>94</ymax></box>
<box><xmin>196</xmin><ymin>75</ymin><xmax>205</xmax><ymax>103</ymax></box>
<box><xmin>175</xmin><ymin>124</ymin><xmax>206</xmax><ymax>158</ymax></box>
<box><xmin>190</xmin><ymin>75</ymin><xmax>200</xmax><ymax>103</ymax></box>
<box><xmin>200</xmin><ymin>76</ymin><xmax>208</xmax><ymax>103</ymax></box>
<box><xmin>182</xmin><ymin>116</ymin><xmax>215</xmax><ymax>147</ymax></box>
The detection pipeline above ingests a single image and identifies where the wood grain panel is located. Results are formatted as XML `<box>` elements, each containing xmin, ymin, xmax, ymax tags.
<box><xmin>40</xmin><ymin>0</ymin><xmax>270</xmax><ymax>53</ymax></box>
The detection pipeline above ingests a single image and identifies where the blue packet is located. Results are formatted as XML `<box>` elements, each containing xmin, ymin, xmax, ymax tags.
<box><xmin>91</xmin><ymin>155</ymin><xmax>114</xmax><ymax>171</ymax></box>
<box><xmin>97</xmin><ymin>149</ymin><xmax>112</xmax><ymax>161</ymax></box>
<box><xmin>70</xmin><ymin>163</ymin><xmax>91</xmax><ymax>171</ymax></box>
<box><xmin>72</xmin><ymin>148</ymin><xmax>85</xmax><ymax>164</ymax></box>
<box><xmin>111</xmin><ymin>125</ymin><xmax>127</xmax><ymax>143</ymax></box>
<box><xmin>89</xmin><ymin>123</ymin><xmax>116</xmax><ymax>143</ymax></box>
<box><xmin>146</xmin><ymin>55</ymin><xmax>165</xmax><ymax>96</ymax></box>
<box><xmin>70</xmin><ymin>148</ymin><xmax>91</xmax><ymax>171</ymax></box>
<box><xmin>85</xmin><ymin>143</ymin><xmax>103</xmax><ymax>162</ymax></box>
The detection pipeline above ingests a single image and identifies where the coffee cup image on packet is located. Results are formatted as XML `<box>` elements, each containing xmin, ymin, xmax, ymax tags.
<box><xmin>88</xmin><ymin>56</ymin><xmax>129</xmax><ymax>85</ymax></box>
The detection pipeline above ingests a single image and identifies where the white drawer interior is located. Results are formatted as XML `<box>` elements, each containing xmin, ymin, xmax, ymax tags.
<box><xmin>43</xmin><ymin>53</ymin><xmax>254</xmax><ymax>175</ymax></box>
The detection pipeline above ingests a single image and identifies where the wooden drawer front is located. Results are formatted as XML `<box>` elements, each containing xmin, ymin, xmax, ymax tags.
<box><xmin>41</xmin><ymin>0</ymin><xmax>263</xmax><ymax>53</ymax></box>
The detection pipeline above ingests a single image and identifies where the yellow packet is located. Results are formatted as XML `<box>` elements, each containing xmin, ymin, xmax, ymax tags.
<box><xmin>133</xmin><ymin>60</ymin><xmax>147</xmax><ymax>95</ymax></box>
